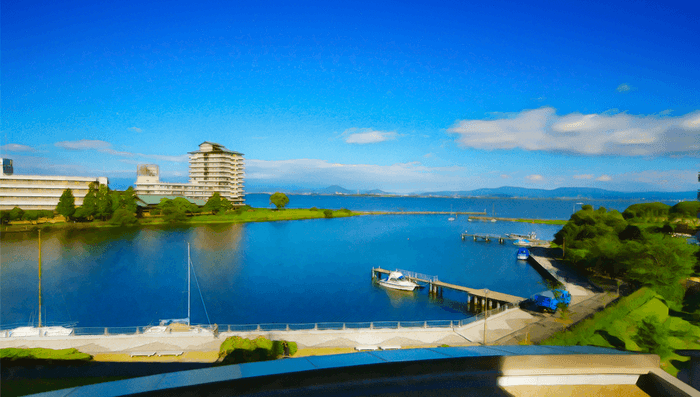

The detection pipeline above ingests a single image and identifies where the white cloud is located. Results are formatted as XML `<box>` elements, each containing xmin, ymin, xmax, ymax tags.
<box><xmin>448</xmin><ymin>107</ymin><xmax>700</xmax><ymax>157</ymax></box>
<box><xmin>596</xmin><ymin>175</ymin><xmax>612</xmax><ymax>181</ymax></box>
<box><xmin>0</xmin><ymin>143</ymin><xmax>35</xmax><ymax>152</ymax></box>
<box><xmin>525</xmin><ymin>174</ymin><xmax>544</xmax><ymax>182</ymax></box>
<box><xmin>128</xmin><ymin>127</ymin><xmax>142</xmax><ymax>133</ymax></box>
<box><xmin>616</xmin><ymin>83</ymin><xmax>634</xmax><ymax>92</ymax></box>
<box><xmin>343</xmin><ymin>128</ymin><xmax>397</xmax><ymax>144</ymax></box>
<box><xmin>55</xmin><ymin>139</ymin><xmax>188</xmax><ymax>162</ymax></box>
<box><xmin>500</xmin><ymin>174</ymin><xmax>510</xmax><ymax>179</ymax></box>
<box><xmin>246</xmin><ymin>158</ymin><xmax>466</xmax><ymax>192</ymax></box>
<box><xmin>573</xmin><ymin>174</ymin><xmax>594</xmax><ymax>179</ymax></box>
<box><xmin>55</xmin><ymin>140</ymin><xmax>111</xmax><ymax>150</ymax></box>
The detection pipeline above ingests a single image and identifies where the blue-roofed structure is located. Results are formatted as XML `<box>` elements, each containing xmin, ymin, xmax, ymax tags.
<box><xmin>28</xmin><ymin>346</ymin><xmax>700</xmax><ymax>396</ymax></box>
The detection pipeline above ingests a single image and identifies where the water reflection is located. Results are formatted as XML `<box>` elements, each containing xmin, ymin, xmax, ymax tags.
<box><xmin>1</xmin><ymin>216</ymin><xmax>559</xmax><ymax>327</ymax></box>
<box><xmin>381</xmin><ymin>286</ymin><xmax>418</xmax><ymax>308</ymax></box>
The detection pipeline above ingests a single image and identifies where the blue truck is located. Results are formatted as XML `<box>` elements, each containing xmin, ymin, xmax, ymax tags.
<box><xmin>532</xmin><ymin>289</ymin><xmax>571</xmax><ymax>312</ymax></box>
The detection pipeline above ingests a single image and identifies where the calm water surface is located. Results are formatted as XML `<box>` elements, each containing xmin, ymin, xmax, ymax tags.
<box><xmin>2</xmin><ymin>210</ymin><xmax>566</xmax><ymax>328</ymax></box>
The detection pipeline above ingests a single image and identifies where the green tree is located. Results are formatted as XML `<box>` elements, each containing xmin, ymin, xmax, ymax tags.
<box><xmin>56</xmin><ymin>189</ymin><xmax>76</xmax><ymax>219</ymax></box>
<box><xmin>95</xmin><ymin>185</ymin><xmax>113</xmax><ymax>221</ymax></box>
<box><xmin>633</xmin><ymin>316</ymin><xmax>671</xmax><ymax>357</ymax></box>
<box><xmin>9</xmin><ymin>207</ymin><xmax>25</xmax><ymax>221</ymax></box>
<box><xmin>110</xmin><ymin>208</ymin><xmax>138</xmax><ymax>226</ymax></box>
<box><xmin>110</xmin><ymin>187</ymin><xmax>139</xmax><ymax>218</ymax></box>
<box><xmin>323</xmin><ymin>209</ymin><xmax>333</xmax><ymax>218</ymax></box>
<box><xmin>158</xmin><ymin>197</ymin><xmax>196</xmax><ymax>223</ymax></box>
<box><xmin>203</xmin><ymin>192</ymin><xmax>223</xmax><ymax>214</ymax></box>
<box><xmin>74</xmin><ymin>183</ymin><xmax>98</xmax><ymax>221</ymax></box>
<box><xmin>620</xmin><ymin>234</ymin><xmax>697</xmax><ymax>307</ymax></box>
<box><xmin>269</xmin><ymin>192</ymin><xmax>289</xmax><ymax>210</ymax></box>
<box><xmin>221</xmin><ymin>197</ymin><xmax>233</xmax><ymax>213</ymax></box>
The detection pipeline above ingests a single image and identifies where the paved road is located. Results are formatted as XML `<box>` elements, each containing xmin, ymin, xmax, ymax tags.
<box><xmin>495</xmin><ymin>289</ymin><xmax>619</xmax><ymax>345</ymax></box>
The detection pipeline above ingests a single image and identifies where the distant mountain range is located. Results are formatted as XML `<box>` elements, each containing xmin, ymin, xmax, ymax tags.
<box><xmin>248</xmin><ymin>185</ymin><xmax>696</xmax><ymax>201</ymax></box>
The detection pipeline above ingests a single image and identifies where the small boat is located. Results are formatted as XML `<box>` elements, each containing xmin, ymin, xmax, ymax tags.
<box><xmin>6</xmin><ymin>326</ymin><xmax>74</xmax><ymax>337</ymax></box>
<box><xmin>378</xmin><ymin>271</ymin><xmax>420</xmax><ymax>291</ymax></box>
<box><xmin>513</xmin><ymin>238</ymin><xmax>531</xmax><ymax>246</ymax></box>
<box><xmin>448</xmin><ymin>205</ymin><xmax>455</xmax><ymax>221</ymax></box>
<box><xmin>507</xmin><ymin>232</ymin><xmax>537</xmax><ymax>240</ymax></box>
<box><xmin>490</xmin><ymin>219</ymin><xmax>497</xmax><ymax>222</ymax></box>
<box><xmin>516</xmin><ymin>247</ymin><xmax>530</xmax><ymax>260</ymax></box>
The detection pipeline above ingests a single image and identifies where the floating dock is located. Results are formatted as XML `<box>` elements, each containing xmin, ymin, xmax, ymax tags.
<box><xmin>371</xmin><ymin>268</ymin><xmax>524</xmax><ymax>311</ymax></box>
<box><xmin>460</xmin><ymin>232</ymin><xmax>549</xmax><ymax>246</ymax></box>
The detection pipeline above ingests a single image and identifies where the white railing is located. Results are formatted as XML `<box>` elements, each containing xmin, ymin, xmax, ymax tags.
<box><xmin>1</xmin><ymin>304</ymin><xmax>519</xmax><ymax>338</ymax></box>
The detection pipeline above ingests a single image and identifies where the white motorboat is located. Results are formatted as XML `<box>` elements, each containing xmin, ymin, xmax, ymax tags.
<box><xmin>378</xmin><ymin>271</ymin><xmax>420</xmax><ymax>291</ymax></box>
<box><xmin>513</xmin><ymin>238</ymin><xmax>531</xmax><ymax>246</ymax></box>
<box><xmin>507</xmin><ymin>232</ymin><xmax>537</xmax><ymax>240</ymax></box>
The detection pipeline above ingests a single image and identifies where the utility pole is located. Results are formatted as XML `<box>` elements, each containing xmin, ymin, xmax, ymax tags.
<box><xmin>483</xmin><ymin>289</ymin><xmax>488</xmax><ymax>345</ymax></box>
<box><xmin>38</xmin><ymin>229</ymin><xmax>42</xmax><ymax>328</ymax></box>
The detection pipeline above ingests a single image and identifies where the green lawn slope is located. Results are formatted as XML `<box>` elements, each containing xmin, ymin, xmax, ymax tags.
<box><xmin>541</xmin><ymin>287</ymin><xmax>700</xmax><ymax>376</ymax></box>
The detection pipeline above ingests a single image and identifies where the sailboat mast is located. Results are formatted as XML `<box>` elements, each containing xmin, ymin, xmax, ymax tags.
<box><xmin>38</xmin><ymin>229</ymin><xmax>42</xmax><ymax>328</ymax></box>
<box><xmin>187</xmin><ymin>243</ymin><xmax>191</xmax><ymax>326</ymax></box>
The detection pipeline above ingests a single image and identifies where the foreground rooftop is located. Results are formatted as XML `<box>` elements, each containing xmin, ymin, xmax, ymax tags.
<box><xmin>30</xmin><ymin>346</ymin><xmax>699</xmax><ymax>396</ymax></box>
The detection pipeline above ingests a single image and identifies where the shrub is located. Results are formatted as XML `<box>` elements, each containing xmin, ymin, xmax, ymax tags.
<box><xmin>323</xmin><ymin>209</ymin><xmax>333</xmax><ymax>218</ymax></box>
<box><xmin>218</xmin><ymin>336</ymin><xmax>297</xmax><ymax>365</ymax></box>
<box><xmin>110</xmin><ymin>208</ymin><xmax>138</xmax><ymax>226</ymax></box>
<box><xmin>310</xmin><ymin>207</ymin><xmax>318</xmax><ymax>211</ymax></box>
<box><xmin>340</xmin><ymin>208</ymin><xmax>352</xmax><ymax>214</ymax></box>
<box><xmin>0</xmin><ymin>348</ymin><xmax>92</xmax><ymax>362</ymax></box>
<box><xmin>634</xmin><ymin>316</ymin><xmax>671</xmax><ymax>357</ymax></box>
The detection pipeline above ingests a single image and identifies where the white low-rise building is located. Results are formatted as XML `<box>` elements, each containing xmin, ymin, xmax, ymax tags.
<box><xmin>0</xmin><ymin>158</ymin><xmax>109</xmax><ymax>211</ymax></box>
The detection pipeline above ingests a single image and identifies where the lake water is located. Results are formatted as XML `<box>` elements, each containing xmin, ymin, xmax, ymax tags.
<box><xmin>0</xmin><ymin>195</ymin><xmax>672</xmax><ymax>328</ymax></box>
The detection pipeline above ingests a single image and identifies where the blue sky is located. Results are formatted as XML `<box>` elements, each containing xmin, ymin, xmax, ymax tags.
<box><xmin>2</xmin><ymin>0</ymin><xmax>698</xmax><ymax>193</ymax></box>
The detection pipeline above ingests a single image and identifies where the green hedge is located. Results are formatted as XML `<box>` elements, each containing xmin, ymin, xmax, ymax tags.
<box><xmin>0</xmin><ymin>348</ymin><xmax>92</xmax><ymax>362</ymax></box>
<box><xmin>218</xmin><ymin>336</ymin><xmax>297</xmax><ymax>365</ymax></box>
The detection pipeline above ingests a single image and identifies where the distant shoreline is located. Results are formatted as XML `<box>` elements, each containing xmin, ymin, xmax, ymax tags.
<box><xmin>245</xmin><ymin>192</ymin><xmax>692</xmax><ymax>202</ymax></box>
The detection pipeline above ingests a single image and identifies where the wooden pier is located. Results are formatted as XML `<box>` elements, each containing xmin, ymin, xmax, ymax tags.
<box><xmin>460</xmin><ymin>232</ymin><xmax>549</xmax><ymax>246</ymax></box>
<box><xmin>371</xmin><ymin>268</ymin><xmax>524</xmax><ymax>312</ymax></box>
<box><xmin>361</xmin><ymin>211</ymin><xmax>487</xmax><ymax>215</ymax></box>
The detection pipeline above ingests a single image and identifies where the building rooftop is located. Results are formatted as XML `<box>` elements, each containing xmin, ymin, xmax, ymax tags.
<box><xmin>188</xmin><ymin>141</ymin><xmax>244</xmax><ymax>156</ymax></box>
<box><xmin>28</xmin><ymin>346</ymin><xmax>699</xmax><ymax>397</ymax></box>
<box><xmin>136</xmin><ymin>195</ymin><xmax>207</xmax><ymax>207</ymax></box>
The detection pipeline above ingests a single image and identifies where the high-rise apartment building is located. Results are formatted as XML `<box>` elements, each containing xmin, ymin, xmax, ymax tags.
<box><xmin>135</xmin><ymin>142</ymin><xmax>245</xmax><ymax>206</ymax></box>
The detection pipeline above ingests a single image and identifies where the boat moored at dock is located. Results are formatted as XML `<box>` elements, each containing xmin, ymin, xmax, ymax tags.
<box><xmin>378</xmin><ymin>271</ymin><xmax>421</xmax><ymax>291</ymax></box>
<box><xmin>516</xmin><ymin>247</ymin><xmax>530</xmax><ymax>260</ymax></box>
<box><xmin>513</xmin><ymin>238</ymin><xmax>531</xmax><ymax>246</ymax></box>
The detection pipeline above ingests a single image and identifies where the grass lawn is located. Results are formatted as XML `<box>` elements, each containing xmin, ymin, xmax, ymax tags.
<box><xmin>540</xmin><ymin>287</ymin><xmax>700</xmax><ymax>376</ymax></box>
<box><xmin>513</xmin><ymin>219</ymin><xmax>568</xmax><ymax>225</ymax></box>
<box><xmin>3</xmin><ymin>208</ymin><xmax>359</xmax><ymax>232</ymax></box>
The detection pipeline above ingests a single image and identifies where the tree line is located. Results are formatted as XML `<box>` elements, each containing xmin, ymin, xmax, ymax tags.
<box><xmin>1</xmin><ymin>185</ymin><xmax>247</xmax><ymax>226</ymax></box>
<box><xmin>554</xmin><ymin>202</ymin><xmax>699</xmax><ymax>308</ymax></box>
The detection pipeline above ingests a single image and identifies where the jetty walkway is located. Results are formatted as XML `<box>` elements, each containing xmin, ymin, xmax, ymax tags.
<box><xmin>360</xmin><ymin>211</ymin><xmax>486</xmax><ymax>215</ymax></box>
<box><xmin>461</xmin><ymin>232</ymin><xmax>550</xmax><ymax>246</ymax></box>
<box><xmin>372</xmin><ymin>268</ymin><xmax>524</xmax><ymax>307</ymax></box>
